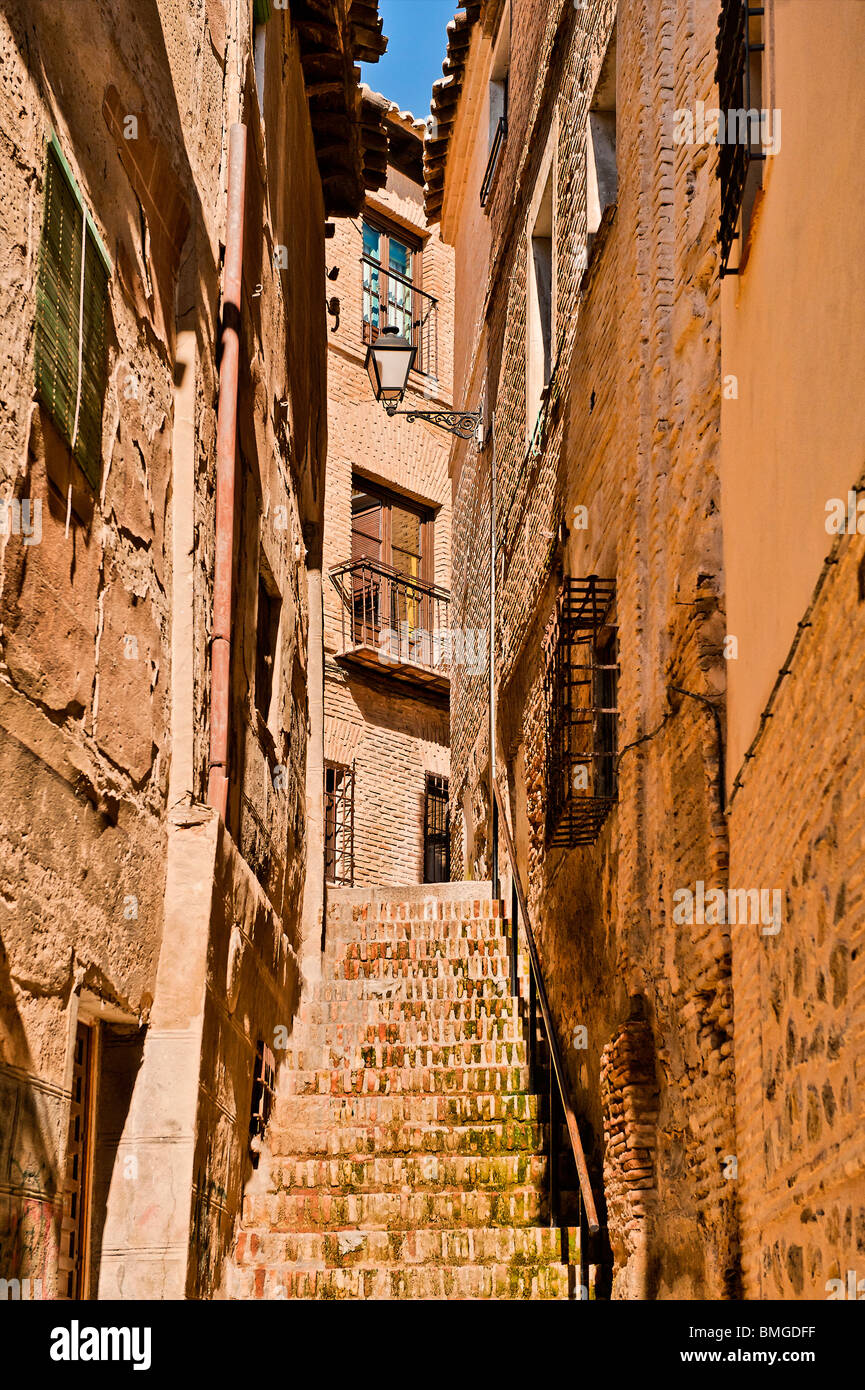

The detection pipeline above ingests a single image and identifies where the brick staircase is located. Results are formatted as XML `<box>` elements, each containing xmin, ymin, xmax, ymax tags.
<box><xmin>226</xmin><ymin>883</ymin><xmax>582</xmax><ymax>1300</ymax></box>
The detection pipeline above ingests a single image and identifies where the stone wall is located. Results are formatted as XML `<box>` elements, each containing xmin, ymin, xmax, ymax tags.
<box><xmin>440</xmin><ymin>0</ymin><xmax>738</xmax><ymax>1297</ymax></box>
<box><xmin>0</xmin><ymin>0</ymin><xmax>358</xmax><ymax>1298</ymax></box>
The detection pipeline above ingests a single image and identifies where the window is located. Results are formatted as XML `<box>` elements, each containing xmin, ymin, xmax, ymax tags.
<box><xmin>481</xmin><ymin>3</ymin><xmax>510</xmax><ymax>207</ymax></box>
<box><xmin>527</xmin><ymin>162</ymin><xmax>554</xmax><ymax>442</ymax></box>
<box><xmin>587</xmin><ymin>21</ymin><xmax>618</xmax><ymax>254</ymax></box>
<box><xmin>544</xmin><ymin>576</ymin><xmax>618</xmax><ymax>847</ymax></box>
<box><xmin>248</xmin><ymin>1038</ymin><xmax>275</xmax><ymax>1164</ymax></box>
<box><xmin>361</xmin><ymin>217</ymin><xmax>431</xmax><ymax>370</ymax></box>
<box><xmin>424</xmin><ymin>774</ymin><xmax>450</xmax><ymax>883</ymax></box>
<box><xmin>35</xmin><ymin>136</ymin><xmax>111</xmax><ymax>492</ymax></box>
<box><xmin>325</xmin><ymin>761</ymin><xmax>355</xmax><ymax>886</ymax></box>
<box><xmin>350</xmin><ymin>480</ymin><xmax>434</xmax><ymax>651</ymax></box>
<box><xmin>255</xmin><ymin>570</ymin><xmax>281</xmax><ymax>722</ymax></box>
<box><xmin>716</xmin><ymin>1</ymin><xmax>767</xmax><ymax>275</ymax></box>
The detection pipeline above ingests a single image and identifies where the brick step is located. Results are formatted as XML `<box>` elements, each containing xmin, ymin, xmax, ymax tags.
<box><xmin>329</xmin><ymin>938</ymin><xmax>519</xmax><ymax>964</ymax></box>
<box><xmin>265</xmin><ymin>1118</ymin><xmax>545</xmax><ymax>1158</ymax></box>
<box><xmin>273</xmin><ymin>1092</ymin><xmax>540</xmax><ymax>1128</ymax></box>
<box><xmin>290</xmin><ymin>1016</ymin><xmax>525</xmax><ymax>1046</ymax></box>
<box><xmin>310</xmin><ymin>975</ymin><xmax>516</xmax><ymax>1002</ymax></box>
<box><xmin>242</xmin><ymin>1185</ymin><xmax>550</xmax><ymax>1231</ymax></box>
<box><xmin>324</xmin><ymin>918</ymin><xmax>512</xmax><ymax>945</ymax></box>
<box><xmin>228</xmin><ymin>1260</ymin><xmax>572</xmax><ymax>1300</ymax></box>
<box><xmin>267</xmin><ymin>1152</ymin><xmax>549</xmax><ymax>1193</ymax></box>
<box><xmin>324</xmin><ymin>900</ymin><xmax>502</xmax><ymax>927</ymax></box>
<box><xmin>281</xmin><ymin>1039</ymin><xmax>527</xmax><ymax>1070</ymax></box>
<box><xmin>233</xmin><ymin>1223</ymin><xmax>569</xmax><ymax>1269</ymax></box>
<box><xmin>297</xmin><ymin>997</ymin><xmax>519</xmax><ymax>1028</ymax></box>
<box><xmin>282</xmin><ymin>1063</ymin><xmax>530</xmax><ymax>1097</ymax></box>
<box><xmin>329</xmin><ymin>957</ymin><xmax>521</xmax><ymax>983</ymax></box>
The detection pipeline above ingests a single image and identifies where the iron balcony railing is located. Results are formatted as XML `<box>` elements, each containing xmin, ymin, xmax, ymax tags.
<box><xmin>361</xmin><ymin>256</ymin><xmax>438</xmax><ymax>378</ymax></box>
<box><xmin>330</xmin><ymin>558</ymin><xmax>450</xmax><ymax>675</ymax></box>
<box><xmin>480</xmin><ymin>115</ymin><xmax>507</xmax><ymax>208</ymax></box>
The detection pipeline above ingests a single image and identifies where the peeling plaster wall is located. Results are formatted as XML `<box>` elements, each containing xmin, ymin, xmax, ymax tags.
<box><xmin>0</xmin><ymin>0</ymin><xmax>329</xmax><ymax>1297</ymax></box>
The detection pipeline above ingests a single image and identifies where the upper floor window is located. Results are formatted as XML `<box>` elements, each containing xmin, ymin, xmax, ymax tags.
<box><xmin>526</xmin><ymin>158</ymin><xmax>554</xmax><ymax>443</ymax></box>
<box><xmin>362</xmin><ymin>218</ymin><xmax>418</xmax><ymax>348</ymax></box>
<box><xmin>716</xmin><ymin>1</ymin><xmax>768</xmax><ymax>275</ymax></box>
<box><xmin>481</xmin><ymin>3</ymin><xmax>510</xmax><ymax>208</ymax></box>
<box><xmin>35</xmin><ymin>135</ymin><xmax>111</xmax><ymax>493</ymax></box>
<box><xmin>351</xmin><ymin>478</ymin><xmax>434</xmax><ymax>584</ymax></box>
<box><xmin>586</xmin><ymin>20</ymin><xmax>618</xmax><ymax>256</ymax></box>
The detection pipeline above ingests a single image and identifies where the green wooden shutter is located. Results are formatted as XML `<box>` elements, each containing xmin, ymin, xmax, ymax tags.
<box><xmin>34</xmin><ymin>138</ymin><xmax>110</xmax><ymax>492</ymax></box>
<box><xmin>253</xmin><ymin>0</ymin><xmax>271</xmax><ymax>23</ymax></box>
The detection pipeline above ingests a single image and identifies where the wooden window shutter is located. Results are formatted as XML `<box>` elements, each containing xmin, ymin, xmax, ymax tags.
<box><xmin>35</xmin><ymin>137</ymin><xmax>110</xmax><ymax>493</ymax></box>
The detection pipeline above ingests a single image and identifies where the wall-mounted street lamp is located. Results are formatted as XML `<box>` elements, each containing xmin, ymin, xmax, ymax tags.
<box><xmin>365</xmin><ymin>326</ymin><xmax>483</xmax><ymax>442</ymax></box>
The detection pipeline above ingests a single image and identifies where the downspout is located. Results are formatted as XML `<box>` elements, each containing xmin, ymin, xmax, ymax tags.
<box><xmin>207</xmin><ymin>123</ymin><xmax>247</xmax><ymax>819</ymax></box>
<box><xmin>300</xmin><ymin>561</ymin><xmax>325</xmax><ymax>983</ymax></box>
<box><xmin>488</xmin><ymin>413</ymin><xmax>499</xmax><ymax>896</ymax></box>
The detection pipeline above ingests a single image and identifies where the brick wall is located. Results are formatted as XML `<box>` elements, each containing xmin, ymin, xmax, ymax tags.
<box><xmin>322</xmin><ymin>109</ymin><xmax>454</xmax><ymax>886</ymax></box>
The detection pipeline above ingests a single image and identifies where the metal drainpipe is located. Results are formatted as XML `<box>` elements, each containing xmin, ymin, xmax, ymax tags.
<box><xmin>207</xmin><ymin>122</ymin><xmax>247</xmax><ymax>819</ymax></box>
<box><xmin>489</xmin><ymin>412</ymin><xmax>499</xmax><ymax>898</ymax></box>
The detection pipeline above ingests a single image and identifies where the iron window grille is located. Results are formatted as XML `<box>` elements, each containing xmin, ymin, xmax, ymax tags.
<box><xmin>715</xmin><ymin>1</ymin><xmax>765</xmax><ymax>275</ymax></box>
<box><xmin>544</xmin><ymin>576</ymin><xmax>618</xmax><ymax>847</ymax></box>
<box><xmin>35</xmin><ymin>135</ymin><xmax>111</xmax><ymax>492</ymax></box>
<box><xmin>325</xmin><ymin>760</ymin><xmax>355</xmax><ymax>886</ymax></box>
<box><xmin>424</xmin><ymin>773</ymin><xmax>450</xmax><ymax>883</ymax></box>
<box><xmin>249</xmin><ymin>1039</ymin><xmax>275</xmax><ymax>1162</ymax></box>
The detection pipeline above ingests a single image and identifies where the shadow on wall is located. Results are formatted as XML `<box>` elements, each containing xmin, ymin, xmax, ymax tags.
<box><xmin>0</xmin><ymin>942</ymin><xmax>62</xmax><ymax>1292</ymax></box>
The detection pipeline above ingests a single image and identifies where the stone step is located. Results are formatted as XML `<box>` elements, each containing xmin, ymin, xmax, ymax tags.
<box><xmin>310</xmin><ymin>975</ymin><xmax>516</xmax><ymax>1002</ymax></box>
<box><xmin>324</xmin><ymin>896</ymin><xmax>501</xmax><ymax>927</ymax></box>
<box><xmin>273</xmin><ymin>1092</ymin><xmax>540</xmax><ymax>1128</ymax></box>
<box><xmin>265</xmin><ymin>1117</ymin><xmax>545</xmax><ymax>1158</ymax></box>
<box><xmin>329</xmin><ymin>956</ymin><xmax>520</xmax><ymax>983</ymax></box>
<box><xmin>330</xmin><ymin>937</ymin><xmax>517</xmax><ymax>963</ymax></box>
<box><xmin>324</xmin><ymin>917</ymin><xmax>512</xmax><ymax>944</ymax></box>
<box><xmin>228</xmin><ymin>1261</ymin><xmax>572</xmax><ymax>1300</ymax></box>
<box><xmin>233</xmin><ymin>1224</ymin><xmax>570</xmax><ymax>1269</ymax></box>
<box><xmin>243</xmin><ymin>1185</ymin><xmax>550</xmax><ymax>1231</ymax></box>
<box><xmin>280</xmin><ymin>1039</ymin><xmax>527</xmax><ymax>1070</ymax></box>
<box><xmin>281</xmin><ymin>1063</ymin><xmax>530</xmax><ymax>1097</ymax></box>
<box><xmin>298</xmin><ymin>994</ymin><xmax>519</xmax><ymax>1024</ymax></box>
<box><xmin>266</xmin><ymin>1152</ymin><xmax>549</xmax><ymax>1193</ymax></box>
<box><xmin>289</xmin><ymin>1015</ymin><xmax>525</xmax><ymax>1046</ymax></box>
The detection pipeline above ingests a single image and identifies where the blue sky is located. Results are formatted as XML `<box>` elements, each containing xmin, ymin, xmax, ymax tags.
<box><xmin>360</xmin><ymin>0</ymin><xmax>456</xmax><ymax>121</ymax></box>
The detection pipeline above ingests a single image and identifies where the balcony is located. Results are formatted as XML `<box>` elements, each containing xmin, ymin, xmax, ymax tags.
<box><xmin>329</xmin><ymin>559</ymin><xmax>450</xmax><ymax>694</ymax></box>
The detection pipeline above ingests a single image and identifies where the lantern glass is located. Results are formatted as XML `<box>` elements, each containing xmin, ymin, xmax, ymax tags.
<box><xmin>365</xmin><ymin>325</ymin><xmax>416</xmax><ymax>405</ymax></box>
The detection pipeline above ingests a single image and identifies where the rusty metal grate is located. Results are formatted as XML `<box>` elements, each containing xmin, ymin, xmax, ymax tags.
<box><xmin>544</xmin><ymin>576</ymin><xmax>618</xmax><ymax>847</ymax></box>
<box><xmin>716</xmin><ymin>1</ymin><xmax>765</xmax><ymax>275</ymax></box>
<box><xmin>325</xmin><ymin>760</ymin><xmax>355</xmax><ymax>887</ymax></box>
<box><xmin>424</xmin><ymin>773</ymin><xmax>450</xmax><ymax>883</ymax></box>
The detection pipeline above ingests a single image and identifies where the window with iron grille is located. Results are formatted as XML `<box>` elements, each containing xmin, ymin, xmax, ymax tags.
<box><xmin>249</xmin><ymin>1038</ymin><xmax>275</xmax><ymax>1164</ymax></box>
<box><xmin>715</xmin><ymin>1</ymin><xmax>766</xmax><ymax>275</ymax></box>
<box><xmin>544</xmin><ymin>576</ymin><xmax>618</xmax><ymax>847</ymax></box>
<box><xmin>324</xmin><ymin>760</ymin><xmax>355</xmax><ymax>886</ymax></box>
<box><xmin>35</xmin><ymin>135</ymin><xmax>111</xmax><ymax>492</ymax></box>
<box><xmin>424</xmin><ymin>774</ymin><xmax>450</xmax><ymax>883</ymax></box>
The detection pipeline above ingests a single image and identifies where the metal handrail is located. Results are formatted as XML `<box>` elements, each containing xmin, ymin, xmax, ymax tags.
<box><xmin>493</xmin><ymin>778</ymin><xmax>601</xmax><ymax>1235</ymax></box>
